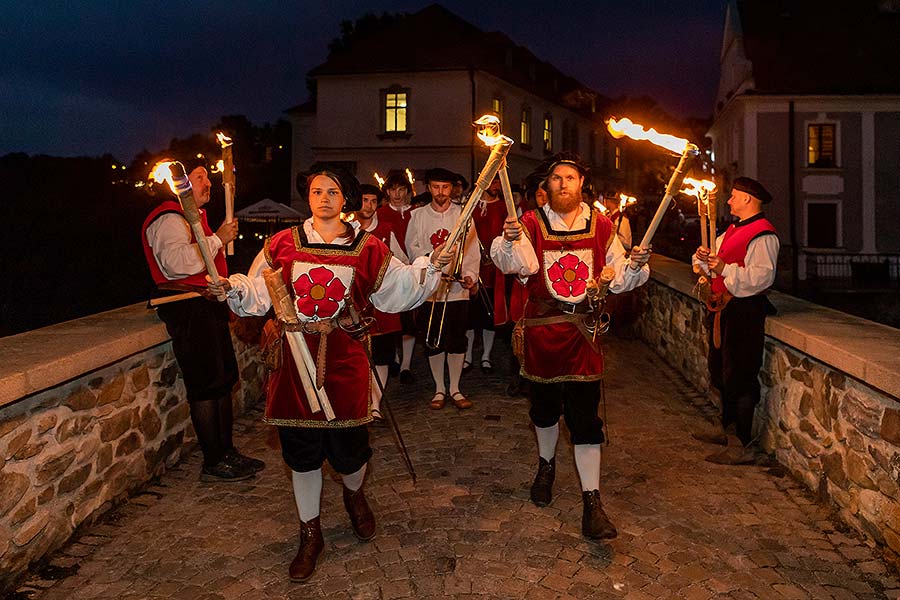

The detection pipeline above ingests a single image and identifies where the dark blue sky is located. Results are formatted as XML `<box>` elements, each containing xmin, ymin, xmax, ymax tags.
<box><xmin>0</xmin><ymin>0</ymin><xmax>725</xmax><ymax>160</ymax></box>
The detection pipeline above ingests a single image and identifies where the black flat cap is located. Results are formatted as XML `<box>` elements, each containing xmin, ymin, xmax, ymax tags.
<box><xmin>423</xmin><ymin>167</ymin><xmax>456</xmax><ymax>183</ymax></box>
<box><xmin>359</xmin><ymin>183</ymin><xmax>384</xmax><ymax>200</ymax></box>
<box><xmin>733</xmin><ymin>177</ymin><xmax>772</xmax><ymax>204</ymax></box>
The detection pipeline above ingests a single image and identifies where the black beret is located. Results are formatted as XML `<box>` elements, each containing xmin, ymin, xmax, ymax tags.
<box><xmin>359</xmin><ymin>183</ymin><xmax>384</xmax><ymax>200</ymax></box>
<box><xmin>423</xmin><ymin>167</ymin><xmax>457</xmax><ymax>183</ymax></box>
<box><xmin>547</xmin><ymin>152</ymin><xmax>589</xmax><ymax>178</ymax></box>
<box><xmin>453</xmin><ymin>173</ymin><xmax>469</xmax><ymax>190</ymax></box>
<box><xmin>733</xmin><ymin>177</ymin><xmax>772</xmax><ymax>204</ymax></box>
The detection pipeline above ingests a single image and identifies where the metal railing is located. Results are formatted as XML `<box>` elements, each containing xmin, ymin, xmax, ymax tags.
<box><xmin>804</xmin><ymin>251</ymin><xmax>900</xmax><ymax>285</ymax></box>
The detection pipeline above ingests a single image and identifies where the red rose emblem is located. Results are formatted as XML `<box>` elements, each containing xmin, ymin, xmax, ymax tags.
<box><xmin>294</xmin><ymin>266</ymin><xmax>346</xmax><ymax>318</ymax></box>
<box><xmin>430</xmin><ymin>228</ymin><xmax>449</xmax><ymax>249</ymax></box>
<box><xmin>547</xmin><ymin>253</ymin><xmax>589</xmax><ymax>298</ymax></box>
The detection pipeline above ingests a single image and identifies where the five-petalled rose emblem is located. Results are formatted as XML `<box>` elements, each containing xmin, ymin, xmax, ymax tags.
<box><xmin>294</xmin><ymin>265</ymin><xmax>346</xmax><ymax>318</ymax></box>
<box><xmin>547</xmin><ymin>253</ymin><xmax>588</xmax><ymax>298</ymax></box>
<box><xmin>430</xmin><ymin>228</ymin><xmax>449</xmax><ymax>249</ymax></box>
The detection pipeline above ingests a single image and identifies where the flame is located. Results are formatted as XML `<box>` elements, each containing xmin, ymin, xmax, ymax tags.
<box><xmin>474</xmin><ymin>114</ymin><xmax>512</xmax><ymax>147</ymax></box>
<box><xmin>618</xmin><ymin>193</ymin><xmax>637</xmax><ymax>212</ymax></box>
<box><xmin>216</xmin><ymin>132</ymin><xmax>233</xmax><ymax>148</ymax></box>
<box><xmin>210</xmin><ymin>159</ymin><xmax>225</xmax><ymax>174</ymax></box>
<box><xmin>593</xmin><ymin>200</ymin><xmax>608</xmax><ymax>214</ymax></box>
<box><xmin>149</xmin><ymin>160</ymin><xmax>179</xmax><ymax>194</ymax></box>
<box><xmin>680</xmin><ymin>177</ymin><xmax>716</xmax><ymax>199</ymax></box>
<box><xmin>607</xmin><ymin>117</ymin><xmax>690</xmax><ymax>154</ymax></box>
<box><xmin>373</xmin><ymin>172</ymin><xmax>385</xmax><ymax>187</ymax></box>
<box><xmin>405</xmin><ymin>168</ymin><xmax>415</xmax><ymax>187</ymax></box>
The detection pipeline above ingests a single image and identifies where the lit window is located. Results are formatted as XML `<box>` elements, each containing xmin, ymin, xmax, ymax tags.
<box><xmin>615</xmin><ymin>146</ymin><xmax>621</xmax><ymax>170</ymax></box>
<box><xmin>808</xmin><ymin>123</ymin><xmax>835</xmax><ymax>168</ymax></box>
<box><xmin>491</xmin><ymin>97</ymin><xmax>504</xmax><ymax>124</ymax></box>
<box><xmin>520</xmin><ymin>106</ymin><xmax>531</xmax><ymax>146</ymax></box>
<box><xmin>543</xmin><ymin>114</ymin><xmax>553</xmax><ymax>153</ymax></box>
<box><xmin>385</xmin><ymin>90</ymin><xmax>408</xmax><ymax>133</ymax></box>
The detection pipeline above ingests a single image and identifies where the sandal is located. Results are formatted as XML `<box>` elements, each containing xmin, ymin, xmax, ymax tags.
<box><xmin>462</xmin><ymin>360</ymin><xmax>473</xmax><ymax>374</ymax></box>
<box><xmin>429</xmin><ymin>392</ymin><xmax>447</xmax><ymax>410</ymax></box>
<box><xmin>480</xmin><ymin>359</ymin><xmax>493</xmax><ymax>374</ymax></box>
<box><xmin>450</xmin><ymin>392</ymin><xmax>473</xmax><ymax>410</ymax></box>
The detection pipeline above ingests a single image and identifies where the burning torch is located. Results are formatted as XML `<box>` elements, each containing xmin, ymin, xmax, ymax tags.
<box><xmin>150</xmin><ymin>160</ymin><xmax>220</xmax><ymax>283</ymax></box>
<box><xmin>216</xmin><ymin>132</ymin><xmax>236</xmax><ymax>256</ymax></box>
<box><xmin>607</xmin><ymin>117</ymin><xmax>700</xmax><ymax>249</ymax></box>
<box><xmin>441</xmin><ymin>116</ymin><xmax>513</xmax><ymax>260</ymax></box>
<box><xmin>474</xmin><ymin>115</ymin><xmax>518</xmax><ymax>221</ymax></box>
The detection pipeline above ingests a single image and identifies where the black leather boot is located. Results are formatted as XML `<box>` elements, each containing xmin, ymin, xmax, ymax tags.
<box><xmin>582</xmin><ymin>490</ymin><xmax>618</xmax><ymax>540</ymax></box>
<box><xmin>343</xmin><ymin>486</ymin><xmax>376</xmax><ymax>541</ymax></box>
<box><xmin>529</xmin><ymin>457</ymin><xmax>555</xmax><ymax>507</ymax></box>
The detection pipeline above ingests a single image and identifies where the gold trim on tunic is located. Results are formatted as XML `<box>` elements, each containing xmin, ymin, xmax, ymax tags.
<box><xmin>521</xmin><ymin>369</ymin><xmax>603</xmax><ymax>384</ymax></box>
<box><xmin>263</xmin><ymin>415</ymin><xmax>374</xmax><ymax>429</ymax></box>
<box><xmin>535</xmin><ymin>206</ymin><xmax>598</xmax><ymax>242</ymax></box>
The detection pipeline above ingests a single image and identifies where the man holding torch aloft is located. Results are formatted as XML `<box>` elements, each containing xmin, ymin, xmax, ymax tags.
<box><xmin>692</xmin><ymin>177</ymin><xmax>779</xmax><ymax>465</ymax></box>
<box><xmin>208</xmin><ymin>167</ymin><xmax>450</xmax><ymax>582</ymax></box>
<box><xmin>490</xmin><ymin>154</ymin><xmax>651</xmax><ymax>540</ymax></box>
<box><xmin>142</xmin><ymin>155</ymin><xmax>263</xmax><ymax>483</ymax></box>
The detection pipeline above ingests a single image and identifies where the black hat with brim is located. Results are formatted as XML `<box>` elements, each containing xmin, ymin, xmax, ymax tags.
<box><xmin>733</xmin><ymin>176</ymin><xmax>772</xmax><ymax>204</ymax></box>
<box><xmin>423</xmin><ymin>167</ymin><xmax>457</xmax><ymax>184</ymax></box>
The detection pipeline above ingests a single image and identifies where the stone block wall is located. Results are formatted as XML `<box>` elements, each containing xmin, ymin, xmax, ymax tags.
<box><xmin>634</xmin><ymin>256</ymin><xmax>900</xmax><ymax>558</ymax></box>
<box><xmin>0</xmin><ymin>312</ymin><xmax>266</xmax><ymax>590</ymax></box>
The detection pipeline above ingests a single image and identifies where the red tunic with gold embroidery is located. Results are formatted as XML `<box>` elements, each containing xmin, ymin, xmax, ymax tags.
<box><xmin>473</xmin><ymin>199</ymin><xmax>509</xmax><ymax>326</ymax></box>
<box><xmin>263</xmin><ymin>226</ymin><xmax>392</xmax><ymax>428</ymax></box>
<box><xmin>520</xmin><ymin>207</ymin><xmax>614</xmax><ymax>383</ymax></box>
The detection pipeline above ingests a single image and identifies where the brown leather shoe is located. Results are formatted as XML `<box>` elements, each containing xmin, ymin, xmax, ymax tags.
<box><xmin>450</xmin><ymin>391</ymin><xmax>473</xmax><ymax>409</ymax></box>
<box><xmin>582</xmin><ymin>490</ymin><xmax>618</xmax><ymax>540</ymax></box>
<box><xmin>289</xmin><ymin>516</ymin><xmax>324</xmax><ymax>582</ymax></box>
<box><xmin>529</xmin><ymin>457</ymin><xmax>555</xmax><ymax>507</ymax></box>
<box><xmin>342</xmin><ymin>486</ymin><xmax>376</xmax><ymax>541</ymax></box>
<box><xmin>429</xmin><ymin>392</ymin><xmax>447</xmax><ymax>410</ymax></box>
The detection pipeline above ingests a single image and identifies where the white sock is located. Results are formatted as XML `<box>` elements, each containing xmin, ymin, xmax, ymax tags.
<box><xmin>291</xmin><ymin>468</ymin><xmax>322</xmax><ymax>523</ymax></box>
<box><xmin>481</xmin><ymin>330</ymin><xmax>495</xmax><ymax>362</ymax></box>
<box><xmin>401</xmin><ymin>336</ymin><xmax>415</xmax><ymax>371</ymax></box>
<box><xmin>341</xmin><ymin>464</ymin><xmax>367</xmax><ymax>492</ymax></box>
<box><xmin>465</xmin><ymin>330</ymin><xmax>475</xmax><ymax>363</ymax></box>
<box><xmin>447</xmin><ymin>353</ymin><xmax>465</xmax><ymax>395</ymax></box>
<box><xmin>371</xmin><ymin>365</ymin><xmax>389</xmax><ymax>411</ymax></box>
<box><xmin>574</xmin><ymin>444</ymin><xmax>602</xmax><ymax>491</ymax></box>
<box><xmin>535</xmin><ymin>424</ymin><xmax>559</xmax><ymax>461</ymax></box>
<box><xmin>428</xmin><ymin>353</ymin><xmax>446</xmax><ymax>394</ymax></box>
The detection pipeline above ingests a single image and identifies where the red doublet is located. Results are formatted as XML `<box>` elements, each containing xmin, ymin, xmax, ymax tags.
<box><xmin>473</xmin><ymin>199</ymin><xmax>509</xmax><ymax>326</ymax></box>
<box><xmin>711</xmin><ymin>215</ymin><xmax>777</xmax><ymax>295</ymax></box>
<box><xmin>365</xmin><ymin>218</ymin><xmax>402</xmax><ymax>335</ymax></box>
<box><xmin>141</xmin><ymin>200</ymin><xmax>229</xmax><ymax>289</ymax></box>
<box><xmin>375</xmin><ymin>204</ymin><xmax>412</xmax><ymax>256</ymax></box>
<box><xmin>264</xmin><ymin>227</ymin><xmax>392</xmax><ymax>428</ymax></box>
<box><xmin>520</xmin><ymin>208</ymin><xmax>614</xmax><ymax>383</ymax></box>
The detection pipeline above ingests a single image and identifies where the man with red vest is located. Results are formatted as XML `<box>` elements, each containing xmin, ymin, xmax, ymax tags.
<box><xmin>491</xmin><ymin>155</ymin><xmax>651</xmax><ymax>541</ymax></box>
<box><xmin>693</xmin><ymin>177</ymin><xmax>779</xmax><ymax>465</ymax></box>
<box><xmin>142</xmin><ymin>156</ymin><xmax>263</xmax><ymax>482</ymax></box>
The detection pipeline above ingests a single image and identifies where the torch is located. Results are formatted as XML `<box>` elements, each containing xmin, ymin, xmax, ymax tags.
<box><xmin>216</xmin><ymin>133</ymin><xmax>235</xmax><ymax>256</ymax></box>
<box><xmin>405</xmin><ymin>167</ymin><xmax>416</xmax><ymax>189</ymax></box>
<box><xmin>680</xmin><ymin>177</ymin><xmax>716</xmax><ymax>248</ymax></box>
<box><xmin>150</xmin><ymin>160</ymin><xmax>220</xmax><ymax>283</ymax></box>
<box><xmin>441</xmin><ymin>116</ymin><xmax>513</xmax><ymax>258</ymax></box>
<box><xmin>474</xmin><ymin>115</ymin><xmax>518</xmax><ymax>220</ymax></box>
<box><xmin>607</xmin><ymin>118</ymin><xmax>700</xmax><ymax>249</ymax></box>
<box><xmin>373</xmin><ymin>172</ymin><xmax>386</xmax><ymax>188</ymax></box>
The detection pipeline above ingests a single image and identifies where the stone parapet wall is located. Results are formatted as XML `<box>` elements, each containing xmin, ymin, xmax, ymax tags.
<box><xmin>0</xmin><ymin>304</ymin><xmax>266</xmax><ymax>589</ymax></box>
<box><xmin>634</xmin><ymin>255</ymin><xmax>900</xmax><ymax>557</ymax></box>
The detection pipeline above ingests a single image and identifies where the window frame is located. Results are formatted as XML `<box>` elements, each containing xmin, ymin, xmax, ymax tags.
<box><xmin>379</xmin><ymin>85</ymin><xmax>412</xmax><ymax>140</ymax></box>
<box><xmin>805</xmin><ymin>118</ymin><xmax>840</xmax><ymax>169</ymax></box>
<box><xmin>520</xmin><ymin>105</ymin><xmax>532</xmax><ymax>149</ymax></box>
<box><xmin>543</xmin><ymin>113</ymin><xmax>553</xmax><ymax>154</ymax></box>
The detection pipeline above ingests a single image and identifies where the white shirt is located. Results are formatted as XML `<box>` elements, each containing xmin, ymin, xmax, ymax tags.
<box><xmin>614</xmin><ymin>215</ymin><xmax>632</xmax><ymax>251</ymax></box>
<box><xmin>405</xmin><ymin>203</ymin><xmax>480</xmax><ymax>302</ymax></box>
<box><xmin>224</xmin><ymin>218</ymin><xmax>441</xmax><ymax>317</ymax></box>
<box><xmin>490</xmin><ymin>202</ymin><xmax>649</xmax><ymax>294</ymax></box>
<box><xmin>145</xmin><ymin>212</ymin><xmax>223</xmax><ymax>279</ymax></box>
<box><xmin>692</xmin><ymin>224</ymin><xmax>780</xmax><ymax>297</ymax></box>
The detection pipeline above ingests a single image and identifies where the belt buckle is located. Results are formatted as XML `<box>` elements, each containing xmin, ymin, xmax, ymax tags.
<box><xmin>559</xmin><ymin>301</ymin><xmax>577</xmax><ymax>314</ymax></box>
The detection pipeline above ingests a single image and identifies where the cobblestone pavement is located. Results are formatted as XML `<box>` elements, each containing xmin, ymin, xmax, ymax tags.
<box><xmin>13</xmin><ymin>336</ymin><xmax>900</xmax><ymax>599</ymax></box>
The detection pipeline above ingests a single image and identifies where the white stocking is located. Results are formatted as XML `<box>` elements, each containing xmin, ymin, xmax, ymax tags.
<box><xmin>465</xmin><ymin>330</ymin><xmax>475</xmax><ymax>363</ymax></box>
<box><xmin>481</xmin><ymin>330</ymin><xmax>495</xmax><ymax>362</ymax></box>
<box><xmin>428</xmin><ymin>353</ymin><xmax>446</xmax><ymax>394</ymax></box>
<box><xmin>447</xmin><ymin>353</ymin><xmax>465</xmax><ymax>395</ymax></box>
<box><xmin>291</xmin><ymin>468</ymin><xmax>322</xmax><ymax>523</ymax></box>
<box><xmin>574</xmin><ymin>444</ymin><xmax>602</xmax><ymax>492</ymax></box>
<box><xmin>535</xmin><ymin>424</ymin><xmax>559</xmax><ymax>461</ymax></box>
<box><xmin>341</xmin><ymin>464</ymin><xmax>367</xmax><ymax>492</ymax></box>
<box><xmin>400</xmin><ymin>335</ymin><xmax>415</xmax><ymax>371</ymax></box>
<box><xmin>371</xmin><ymin>365</ymin><xmax>388</xmax><ymax>411</ymax></box>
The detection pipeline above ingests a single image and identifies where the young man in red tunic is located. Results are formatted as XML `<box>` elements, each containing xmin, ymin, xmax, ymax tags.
<box><xmin>693</xmin><ymin>177</ymin><xmax>779</xmax><ymax>465</ymax></box>
<box><xmin>377</xmin><ymin>171</ymin><xmax>417</xmax><ymax>383</ymax></box>
<box><xmin>491</xmin><ymin>155</ymin><xmax>651</xmax><ymax>540</ymax></box>
<box><xmin>210</xmin><ymin>169</ymin><xmax>450</xmax><ymax>582</ymax></box>
<box><xmin>142</xmin><ymin>156</ymin><xmax>263</xmax><ymax>482</ymax></box>
<box><xmin>466</xmin><ymin>176</ymin><xmax>509</xmax><ymax>373</ymax></box>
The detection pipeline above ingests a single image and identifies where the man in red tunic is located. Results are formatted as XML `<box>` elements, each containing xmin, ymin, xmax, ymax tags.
<box><xmin>142</xmin><ymin>156</ymin><xmax>263</xmax><ymax>482</ymax></box>
<box><xmin>693</xmin><ymin>177</ymin><xmax>779</xmax><ymax>465</ymax></box>
<box><xmin>491</xmin><ymin>155</ymin><xmax>651</xmax><ymax>540</ymax></box>
<box><xmin>377</xmin><ymin>171</ymin><xmax>417</xmax><ymax>383</ymax></box>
